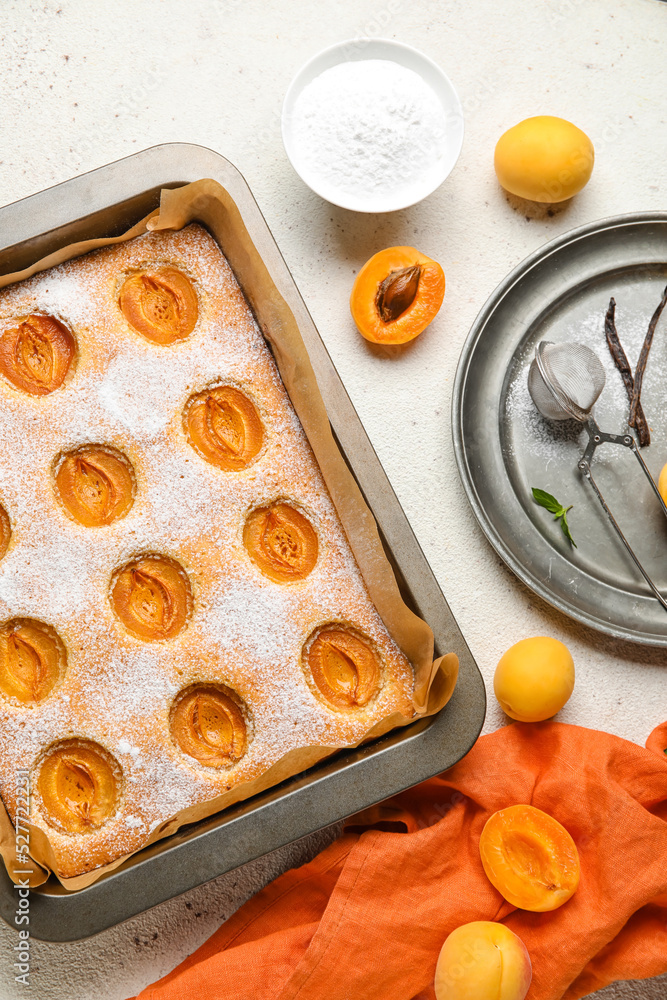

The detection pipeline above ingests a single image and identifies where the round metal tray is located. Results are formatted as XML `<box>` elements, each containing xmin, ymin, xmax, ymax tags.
<box><xmin>453</xmin><ymin>212</ymin><xmax>667</xmax><ymax>645</ymax></box>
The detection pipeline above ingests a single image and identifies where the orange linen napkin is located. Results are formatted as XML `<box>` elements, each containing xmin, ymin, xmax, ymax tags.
<box><xmin>133</xmin><ymin>721</ymin><xmax>667</xmax><ymax>1000</ymax></box>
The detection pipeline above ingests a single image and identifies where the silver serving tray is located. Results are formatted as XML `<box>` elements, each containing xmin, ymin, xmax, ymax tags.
<box><xmin>453</xmin><ymin>212</ymin><xmax>667</xmax><ymax>644</ymax></box>
<box><xmin>0</xmin><ymin>144</ymin><xmax>485</xmax><ymax>940</ymax></box>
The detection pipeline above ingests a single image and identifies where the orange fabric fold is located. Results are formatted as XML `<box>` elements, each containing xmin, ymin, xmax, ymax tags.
<box><xmin>133</xmin><ymin>722</ymin><xmax>667</xmax><ymax>1000</ymax></box>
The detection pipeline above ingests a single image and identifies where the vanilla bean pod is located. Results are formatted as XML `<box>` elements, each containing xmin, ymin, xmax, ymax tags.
<box><xmin>604</xmin><ymin>297</ymin><xmax>650</xmax><ymax>447</ymax></box>
<box><xmin>629</xmin><ymin>284</ymin><xmax>667</xmax><ymax>428</ymax></box>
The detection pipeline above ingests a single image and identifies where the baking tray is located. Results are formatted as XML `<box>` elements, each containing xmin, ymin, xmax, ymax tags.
<box><xmin>453</xmin><ymin>212</ymin><xmax>667</xmax><ymax>644</ymax></box>
<box><xmin>0</xmin><ymin>143</ymin><xmax>485</xmax><ymax>940</ymax></box>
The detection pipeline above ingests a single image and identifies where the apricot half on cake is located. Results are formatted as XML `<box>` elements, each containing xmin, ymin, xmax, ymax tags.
<box><xmin>479</xmin><ymin>804</ymin><xmax>580</xmax><ymax>912</ymax></box>
<box><xmin>303</xmin><ymin>625</ymin><xmax>382</xmax><ymax>710</ymax></box>
<box><xmin>118</xmin><ymin>267</ymin><xmax>198</xmax><ymax>345</ymax></box>
<box><xmin>170</xmin><ymin>684</ymin><xmax>249</xmax><ymax>768</ymax></box>
<box><xmin>184</xmin><ymin>385</ymin><xmax>264</xmax><ymax>471</ymax></box>
<box><xmin>0</xmin><ymin>618</ymin><xmax>66</xmax><ymax>704</ymax></box>
<box><xmin>0</xmin><ymin>313</ymin><xmax>75</xmax><ymax>394</ymax></box>
<box><xmin>111</xmin><ymin>555</ymin><xmax>192</xmax><ymax>641</ymax></box>
<box><xmin>0</xmin><ymin>504</ymin><xmax>10</xmax><ymax>560</ymax></box>
<box><xmin>350</xmin><ymin>247</ymin><xmax>445</xmax><ymax>345</ymax></box>
<box><xmin>55</xmin><ymin>445</ymin><xmax>136</xmax><ymax>527</ymax></box>
<box><xmin>244</xmin><ymin>502</ymin><xmax>318</xmax><ymax>583</ymax></box>
<box><xmin>37</xmin><ymin>739</ymin><xmax>121</xmax><ymax>834</ymax></box>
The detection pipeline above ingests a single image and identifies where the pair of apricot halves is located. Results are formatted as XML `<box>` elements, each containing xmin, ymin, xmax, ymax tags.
<box><xmin>350</xmin><ymin>246</ymin><xmax>445</xmax><ymax>345</ymax></box>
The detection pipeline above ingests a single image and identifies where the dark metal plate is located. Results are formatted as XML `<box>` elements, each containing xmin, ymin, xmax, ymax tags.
<box><xmin>453</xmin><ymin>213</ymin><xmax>667</xmax><ymax>644</ymax></box>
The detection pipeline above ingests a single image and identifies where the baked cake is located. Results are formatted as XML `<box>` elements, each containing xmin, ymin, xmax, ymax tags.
<box><xmin>0</xmin><ymin>223</ymin><xmax>415</xmax><ymax>880</ymax></box>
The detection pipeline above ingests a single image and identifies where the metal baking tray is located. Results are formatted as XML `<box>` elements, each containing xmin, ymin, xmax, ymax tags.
<box><xmin>0</xmin><ymin>143</ymin><xmax>485</xmax><ymax>941</ymax></box>
<box><xmin>453</xmin><ymin>213</ymin><xmax>667</xmax><ymax>644</ymax></box>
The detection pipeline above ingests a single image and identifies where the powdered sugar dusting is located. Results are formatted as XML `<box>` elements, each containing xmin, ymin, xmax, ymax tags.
<box><xmin>0</xmin><ymin>225</ymin><xmax>414</xmax><ymax>878</ymax></box>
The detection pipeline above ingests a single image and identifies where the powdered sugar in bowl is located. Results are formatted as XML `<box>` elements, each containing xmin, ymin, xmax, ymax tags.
<box><xmin>282</xmin><ymin>39</ymin><xmax>464</xmax><ymax>213</ymax></box>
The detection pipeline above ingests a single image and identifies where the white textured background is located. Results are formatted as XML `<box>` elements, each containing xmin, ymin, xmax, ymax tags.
<box><xmin>0</xmin><ymin>0</ymin><xmax>666</xmax><ymax>997</ymax></box>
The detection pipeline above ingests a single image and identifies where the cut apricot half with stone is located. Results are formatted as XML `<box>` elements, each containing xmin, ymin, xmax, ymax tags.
<box><xmin>0</xmin><ymin>314</ymin><xmax>75</xmax><ymax>394</ymax></box>
<box><xmin>304</xmin><ymin>625</ymin><xmax>382</xmax><ymax>710</ymax></box>
<box><xmin>184</xmin><ymin>385</ymin><xmax>264</xmax><ymax>471</ymax></box>
<box><xmin>350</xmin><ymin>246</ymin><xmax>445</xmax><ymax>345</ymax></box>
<box><xmin>37</xmin><ymin>739</ymin><xmax>121</xmax><ymax>834</ymax></box>
<box><xmin>244</xmin><ymin>501</ymin><xmax>318</xmax><ymax>583</ymax></box>
<box><xmin>170</xmin><ymin>684</ymin><xmax>249</xmax><ymax>768</ymax></box>
<box><xmin>0</xmin><ymin>504</ymin><xmax>10</xmax><ymax>560</ymax></box>
<box><xmin>0</xmin><ymin>618</ymin><xmax>66</xmax><ymax>704</ymax></box>
<box><xmin>479</xmin><ymin>804</ymin><xmax>580</xmax><ymax>912</ymax></box>
<box><xmin>55</xmin><ymin>445</ymin><xmax>136</xmax><ymax>527</ymax></box>
<box><xmin>118</xmin><ymin>267</ymin><xmax>198</xmax><ymax>345</ymax></box>
<box><xmin>111</xmin><ymin>555</ymin><xmax>192</xmax><ymax>641</ymax></box>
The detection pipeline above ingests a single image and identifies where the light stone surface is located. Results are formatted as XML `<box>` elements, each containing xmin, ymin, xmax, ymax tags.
<box><xmin>0</xmin><ymin>0</ymin><xmax>665</xmax><ymax>997</ymax></box>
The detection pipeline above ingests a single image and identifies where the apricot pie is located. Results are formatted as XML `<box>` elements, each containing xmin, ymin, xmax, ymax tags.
<box><xmin>0</xmin><ymin>224</ymin><xmax>414</xmax><ymax>879</ymax></box>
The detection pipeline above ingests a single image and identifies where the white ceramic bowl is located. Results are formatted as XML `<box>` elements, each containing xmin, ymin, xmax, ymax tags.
<box><xmin>282</xmin><ymin>38</ymin><xmax>464</xmax><ymax>213</ymax></box>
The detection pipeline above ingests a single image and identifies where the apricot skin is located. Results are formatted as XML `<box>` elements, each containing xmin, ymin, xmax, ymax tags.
<box><xmin>494</xmin><ymin>636</ymin><xmax>574</xmax><ymax>722</ymax></box>
<box><xmin>434</xmin><ymin>921</ymin><xmax>531</xmax><ymax>1000</ymax></box>
<box><xmin>479</xmin><ymin>804</ymin><xmax>580</xmax><ymax>912</ymax></box>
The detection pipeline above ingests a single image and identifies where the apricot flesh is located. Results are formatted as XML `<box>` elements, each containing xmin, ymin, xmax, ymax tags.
<box><xmin>434</xmin><ymin>921</ymin><xmax>531</xmax><ymax>1000</ymax></box>
<box><xmin>494</xmin><ymin>636</ymin><xmax>574</xmax><ymax>722</ymax></box>
<box><xmin>350</xmin><ymin>246</ymin><xmax>445</xmax><ymax>345</ymax></box>
<box><xmin>479</xmin><ymin>804</ymin><xmax>580</xmax><ymax>912</ymax></box>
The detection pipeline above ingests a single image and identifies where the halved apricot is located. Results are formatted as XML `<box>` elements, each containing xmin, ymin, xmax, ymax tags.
<box><xmin>304</xmin><ymin>625</ymin><xmax>382</xmax><ymax>710</ymax></box>
<box><xmin>0</xmin><ymin>314</ymin><xmax>75</xmax><ymax>394</ymax></box>
<box><xmin>55</xmin><ymin>445</ymin><xmax>136</xmax><ymax>527</ymax></box>
<box><xmin>244</xmin><ymin>501</ymin><xmax>318</xmax><ymax>583</ymax></box>
<box><xmin>0</xmin><ymin>504</ymin><xmax>10</xmax><ymax>560</ymax></box>
<box><xmin>0</xmin><ymin>618</ymin><xmax>66</xmax><ymax>704</ymax></box>
<box><xmin>184</xmin><ymin>385</ymin><xmax>264</xmax><ymax>471</ymax></box>
<box><xmin>118</xmin><ymin>267</ymin><xmax>198</xmax><ymax>345</ymax></box>
<box><xmin>37</xmin><ymin>739</ymin><xmax>121</xmax><ymax>834</ymax></box>
<box><xmin>350</xmin><ymin>246</ymin><xmax>445</xmax><ymax>345</ymax></box>
<box><xmin>110</xmin><ymin>555</ymin><xmax>192</xmax><ymax>641</ymax></box>
<box><xmin>479</xmin><ymin>804</ymin><xmax>580</xmax><ymax>912</ymax></box>
<box><xmin>170</xmin><ymin>684</ymin><xmax>248</xmax><ymax>768</ymax></box>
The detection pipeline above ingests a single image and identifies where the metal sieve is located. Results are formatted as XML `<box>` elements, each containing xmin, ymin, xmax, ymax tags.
<box><xmin>528</xmin><ymin>340</ymin><xmax>667</xmax><ymax>612</ymax></box>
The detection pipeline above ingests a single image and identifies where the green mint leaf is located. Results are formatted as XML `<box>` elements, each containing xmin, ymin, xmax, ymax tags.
<box><xmin>560</xmin><ymin>511</ymin><xmax>577</xmax><ymax>548</ymax></box>
<box><xmin>532</xmin><ymin>488</ymin><xmax>565</xmax><ymax>515</ymax></box>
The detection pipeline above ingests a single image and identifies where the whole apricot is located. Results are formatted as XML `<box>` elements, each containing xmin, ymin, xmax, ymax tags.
<box><xmin>494</xmin><ymin>116</ymin><xmax>594</xmax><ymax>203</ymax></box>
<box><xmin>494</xmin><ymin>636</ymin><xmax>574</xmax><ymax>722</ymax></box>
<box><xmin>434</xmin><ymin>921</ymin><xmax>531</xmax><ymax>1000</ymax></box>
<box><xmin>479</xmin><ymin>804</ymin><xmax>580</xmax><ymax>912</ymax></box>
<box><xmin>658</xmin><ymin>462</ymin><xmax>667</xmax><ymax>507</ymax></box>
